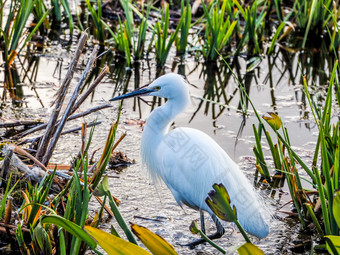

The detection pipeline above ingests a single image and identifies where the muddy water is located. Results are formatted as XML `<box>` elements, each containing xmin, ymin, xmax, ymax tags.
<box><xmin>1</xmin><ymin>45</ymin><xmax>332</xmax><ymax>254</ymax></box>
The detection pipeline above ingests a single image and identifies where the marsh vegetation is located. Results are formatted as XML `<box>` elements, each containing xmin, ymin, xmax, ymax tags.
<box><xmin>0</xmin><ymin>0</ymin><xmax>339</xmax><ymax>254</ymax></box>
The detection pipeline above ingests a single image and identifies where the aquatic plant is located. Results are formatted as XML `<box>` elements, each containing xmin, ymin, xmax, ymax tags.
<box><xmin>50</xmin><ymin>0</ymin><xmax>74</xmax><ymax>34</ymax></box>
<box><xmin>175</xmin><ymin>0</ymin><xmax>191</xmax><ymax>57</ymax></box>
<box><xmin>106</xmin><ymin>0</ymin><xmax>152</xmax><ymax>66</ymax></box>
<box><xmin>0</xmin><ymin>122</ymin><xmax>151</xmax><ymax>254</ymax></box>
<box><xmin>233</xmin><ymin>0</ymin><xmax>267</xmax><ymax>55</ymax></box>
<box><xmin>223</xmin><ymin>57</ymin><xmax>340</xmax><ymax>252</ymax></box>
<box><xmin>110</xmin><ymin>18</ymin><xmax>132</xmax><ymax>66</ymax></box>
<box><xmin>201</xmin><ymin>0</ymin><xmax>237</xmax><ymax>61</ymax></box>
<box><xmin>292</xmin><ymin>0</ymin><xmax>335</xmax><ymax>48</ymax></box>
<box><xmin>84</xmin><ymin>0</ymin><xmax>105</xmax><ymax>43</ymax></box>
<box><xmin>133</xmin><ymin>2</ymin><xmax>152</xmax><ymax>61</ymax></box>
<box><xmin>154</xmin><ymin>4</ymin><xmax>184</xmax><ymax>66</ymax></box>
<box><xmin>0</xmin><ymin>0</ymin><xmax>49</xmax><ymax>99</ymax></box>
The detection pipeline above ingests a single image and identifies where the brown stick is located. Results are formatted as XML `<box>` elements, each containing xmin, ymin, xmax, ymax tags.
<box><xmin>71</xmin><ymin>66</ymin><xmax>109</xmax><ymax>114</ymax></box>
<box><xmin>35</xmin><ymin>32</ymin><xmax>88</xmax><ymax>161</ymax></box>
<box><xmin>0</xmin><ymin>120</ymin><xmax>43</xmax><ymax>128</ymax></box>
<box><xmin>112</xmin><ymin>133</ymin><xmax>127</xmax><ymax>152</ymax></box>
<box><xmin>13</xmin><ymin>66</ymin><xmax>109</xmax><ymax>140</ymax></box>
<box><xmin>12</xmin><ymin>145</ymin><xmax>48</xmax><ymax>172</ymax></box>
<box><xmin>42</xmin><ymin>45</ymin><xmax>100</xmax><ymax>166</ymax></box>
<box><xmin>0</xmin><ymin>223</ymin><xmax>30</xmax><ymax>233</ymax></box>
<box><xmin>18</xmin><ymin>121</ymin><xmax>102</xmax><ymax>146</ymax></box>
<box><xmin>0</xmin><ymin>226</ymin><xmax>16</xmax><ymax>236</ymax></box>
<box><xmin>93</xmin><ymin>194</ymin><xmax>114</xmax><ymax>218</ymax></box>
<box><xmin>14</xmin><ymin>103</ymin><xmax>112</xmax><ymax>140</ymax></box>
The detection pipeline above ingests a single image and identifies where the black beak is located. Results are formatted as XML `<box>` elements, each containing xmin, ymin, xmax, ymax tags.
<box><xmin>109</xmin><ymin>87</ymin><xmax>156</xmax><ymax>101</ymax></box>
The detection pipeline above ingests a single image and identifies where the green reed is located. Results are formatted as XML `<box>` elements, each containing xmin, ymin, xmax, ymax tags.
<box><xmin>85</xmin><ymin>0</ymin><xmax>105</xmax><ymax>43</ymax></box>
<box><xmin>50</xmin><ymin>0</ymin><xmax>73</xmax><ymax>34</ymax></box>
<box><xmin>154</xmin><ymin>4</ymin><xmax>184</xmax><ymax>66</ymax></box>
<box><xmin>0</xmin><ymin>0</ymin><xmax>49</xmax><ymax>100</ymax></box>
<box><xmin>220</xmin><ymin>52</ymin><xmax>340</xmax><ymax>252</ymax></box>
<box><xmin>201</xmin><ymin>0</ymin><xmax>237</xmax><ymax>61</ymax></box>
<box><xmin>175</xmin><ymin>0</ymin><xmax>191</xmax><ymax>57</ymax></box>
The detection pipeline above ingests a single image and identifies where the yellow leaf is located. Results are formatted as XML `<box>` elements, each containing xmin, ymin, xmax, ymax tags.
<box><xmin>22</xmin><ymin>191</ymin><xmax>32</xmax><ymax>224</ymax></box>
<box><xmin>7</xmin><ymin>50</ymin><xmax>17</xmax><ymax>66</ymax></box>
<box><xmin>32</xmin><ymin>206</ymin><xmax>42</xmax><ymax>226</ymax></box>
<box><xmin>262</xmin><ymin>112</ymin><xmax>282</xmax><ymax>131</ymax></box>
<box><xmin>84</xmin><ymin>226</ymin><xmax>150</xmax><ymax>255</ymax></box>
<box><xmin>131</xmin><ymin>223</ymin><xmax>178</xmax><ymax>255</ymax></box>
<box><xmin>237</xmin><ymin>243</ymin><xmax>265</xmax><ymax>255</ymax></box>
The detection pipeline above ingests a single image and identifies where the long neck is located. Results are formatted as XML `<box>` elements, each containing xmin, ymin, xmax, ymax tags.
<box><xmin>141</xmin><ymin>95</ymin><xmax>190</xmax><ymax>172</ymax></box>
<box><xmin>143</xmin><ymin>97</ymin><xmax>188</xmax><ymax>143</ymax></box>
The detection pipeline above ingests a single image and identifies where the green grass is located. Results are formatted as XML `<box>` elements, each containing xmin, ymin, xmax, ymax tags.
<box><xmin>201</xmin><ymin>0</ymin><xmax>237</xmax><ymax>61</ymax></box>
<box><xmin>175</xmin><ymin>0</ymin><xmax>191</xmax><ymax>57</ymax></box>
<box><xmin>154</xmin><ymin>3</ymin><xmax>184</xmax><ymax>66</ymax></box>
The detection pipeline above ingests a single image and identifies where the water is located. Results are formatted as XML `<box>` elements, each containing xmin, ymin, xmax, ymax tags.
<box><xmin>1</xmin><ymin>41</ymin><xmax>337</xmax><ymax>254</ymax></box>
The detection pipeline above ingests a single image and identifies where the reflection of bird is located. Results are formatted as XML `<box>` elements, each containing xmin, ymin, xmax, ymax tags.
<box><xmin>110</xmin><ymin>73</ymin><xmax>269</xmax><ymax>245</ymax></box>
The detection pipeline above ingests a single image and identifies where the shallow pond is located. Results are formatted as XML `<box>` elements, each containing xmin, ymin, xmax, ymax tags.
<box><xmin>1</xmin><ymin>38</ymin><xmax>337</xmax><ymax>254</ymax></box>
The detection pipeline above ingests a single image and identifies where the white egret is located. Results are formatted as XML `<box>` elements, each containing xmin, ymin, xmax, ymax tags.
<box><xmin>110</xmin><ymin>73</ymin><xmax>269</xmax><ymax>246</ymax></box>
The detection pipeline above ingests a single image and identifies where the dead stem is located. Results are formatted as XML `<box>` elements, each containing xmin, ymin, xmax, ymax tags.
<box><xmin>35</xmin><ymin>32</ymin><xmax>88</xmax><ymax>161</ymax></box>
<box><xmin>42</xmin><ymin>44</ymin><xmax>100</xmax><ymax>166</ymax></box>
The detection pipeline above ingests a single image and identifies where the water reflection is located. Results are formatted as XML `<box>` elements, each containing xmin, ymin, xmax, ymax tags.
<box><xmin>104</xmin><ymin>44</ymin><xmax>336</xmax><ymax>130</ymax></box>
<box><xmin>2</xmin><ymin>39</ymin><xmax>337</xmax><ymax>134</ymax></box>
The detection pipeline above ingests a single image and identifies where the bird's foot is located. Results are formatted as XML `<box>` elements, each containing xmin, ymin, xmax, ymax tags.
<box><xmin>183</xmin><ymin>238</ymin><xmax>207</xmax><ymax>249</ymax></box>
<box><xmin>183</xmin><ymin>230</ymin><xmax>225</xmax><ymax>249</ymax></box>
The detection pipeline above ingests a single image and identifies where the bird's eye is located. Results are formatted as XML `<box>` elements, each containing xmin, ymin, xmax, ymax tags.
<box><xmin>154</xmin><ymin>86</ymin><xmax>161</xmax><ymax>91</ymax></box>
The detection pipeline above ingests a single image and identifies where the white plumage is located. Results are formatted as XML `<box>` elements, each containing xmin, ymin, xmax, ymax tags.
<box><xmin>110</xmin><ymin>73</ymin><xmax>269</xmax><ymax>242</ymax></box>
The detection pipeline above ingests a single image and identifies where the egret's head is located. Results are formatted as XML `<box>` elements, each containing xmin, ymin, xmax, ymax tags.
<box><xmin>109</xmin><ymin>73</ymin><xmax>189</xmax><ymax>101</ymax></box>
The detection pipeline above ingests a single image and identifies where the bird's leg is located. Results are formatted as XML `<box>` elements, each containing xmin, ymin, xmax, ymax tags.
<box><xmin>200</xmin><ymin>210</ymin><xmax>205</xmax><ymax>234</ymax></box>
<box><xmin>186</xmin><ymin>214</ymin><xmax>225</xmax><ymax>248</ymax></box>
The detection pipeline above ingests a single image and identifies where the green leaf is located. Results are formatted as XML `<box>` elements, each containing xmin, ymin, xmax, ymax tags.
<box><xmin>205</xmin><ymin>183</ymin><xmax>237</xmax><ymax>222</ymax></box>
<box><xmin>131</xmin><ymin>223</ymin><xmax>178</xmax><ymax>255</ymax></box>
<box><xmin>0</xmin><ymin>173</ymin><xmax>19</xmax><ymax>219</ymax></box>
<box><xmin>93</xmin><ymin>175</ymin><xmax>109</xmax><ymax>197</ymax></box>
<box><xmin>84</xmin><ymin>226</ymin><xmax>150</xmax><ymax>255</ymax></box>
<box><xmin>107</xmin><ymin>190</ymin><xmax>137</xmax><ymax>244</ymax></box>
<box><xmin>325</xmin><ymin>236</ymin><xmax>340</xmax><ymax>254</ymax></box>
<box><xmin>41</xmin><ymin>215</ymin><xmax>97</xmax><ymax>249</ymax></box>
<box><xmin>33</xmin><ymin>222</ymin><xmax>52</xmax><ymax>254</ymax></box>
<box><xmin>246</xmin><ymin>56</ymin><xmax>262</xmax><ymax>72</ymax></box>
<box><xmin>267</xmin><ymin>21</ymin><xmax>287</xmax><ymax>54</ymax></box>
<box><xmin>262</xmin><ymin>112</ymin><xmax>282</xmax><ymax>131</ymax></box>
<box><xmin>333</xmin><ymin>190</ymin><xmax>340</xmax><ymax>228</ymax></box>
<box><xmin>237</xmin><ymin>243</ymin><xmax>265</xmax><ymax>255</ymax></box>
<box><xmin>58</xmin><ymin>229</ymin><xmax>66</xmax><ymax>255</ymax></box>
<box><xmin>189</xmin><ymin>220</ymin><xmax>199</xmax><ymax>234</ymax></box>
